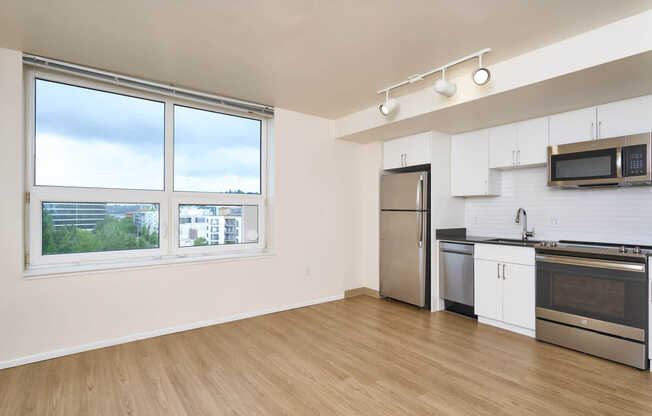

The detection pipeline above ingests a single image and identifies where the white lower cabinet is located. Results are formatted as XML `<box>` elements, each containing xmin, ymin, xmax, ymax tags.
<box><xmin>501</xmin><ymin>262</ymin><xmax>536</xmax><ymax>330</ymax></box>
<box><xmin>474</xmin><ymin>244</ymin><xmax>535</xmax><ymax>334</ymax></box>
<box><xmin>474</xmin><ymin>259</ymin><xmax>503</xmax><ymax>321</ymax></box>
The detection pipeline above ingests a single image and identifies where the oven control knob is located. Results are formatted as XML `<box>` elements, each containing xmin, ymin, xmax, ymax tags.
<box><xmin>619</xmin><ymin>245</ymin><xmax>628</xmax><ymax>253</ymax></box>
<box><xmin>633</xmin><ymin>246</ymin><xmax>642</xmax><ymax>254</ymax></box>
<box><xmin>549</xmin><ymin>241</ymin><xmax>557</xmax><ymax>247</ymax></box>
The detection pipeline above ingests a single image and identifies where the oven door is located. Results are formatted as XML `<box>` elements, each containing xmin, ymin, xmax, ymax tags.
<box><xmin>548</xmin><ymin>147</ymin><xmax>619</xmax><ymax>186</ymax></box>
<box><xmin>536</xmin><ymin>254</ymin><xmax>648</xmax><ymax>339</ymax></box>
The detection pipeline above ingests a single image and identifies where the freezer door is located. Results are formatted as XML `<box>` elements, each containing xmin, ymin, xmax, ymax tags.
<box><xmin>380</xmin><ymin>211</ymin><xmax>426</xmax><ymax>306</ymax></box>
<box><xmin>381</xmin><ymin>171</ymin><xmax>428</xmax><ymax>211</ymax></box>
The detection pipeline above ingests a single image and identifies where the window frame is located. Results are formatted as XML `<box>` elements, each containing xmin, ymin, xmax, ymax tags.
<box><xmin>24</xmin><ymin>68</ymin><xmax>269</xmax><ymax>270</ymax></box>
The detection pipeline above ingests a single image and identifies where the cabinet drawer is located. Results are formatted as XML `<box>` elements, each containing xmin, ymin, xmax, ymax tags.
<box><xmin>474</xmin><ymin>243</ymin><xmax>535</xmax><ymax>266</ymax></box>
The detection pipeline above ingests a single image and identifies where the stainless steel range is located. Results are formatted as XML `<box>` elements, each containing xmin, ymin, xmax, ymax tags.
<box><xmin>535</xmin><ymin>240</ymin><xmax>650</xmax><ymax>369</ymax></box>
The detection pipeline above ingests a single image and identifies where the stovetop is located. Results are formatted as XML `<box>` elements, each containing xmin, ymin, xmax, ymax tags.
<box><xmin>535</xmin><ymin>240</ymin><xmax>652</xmax><ymax>260</ymax></box>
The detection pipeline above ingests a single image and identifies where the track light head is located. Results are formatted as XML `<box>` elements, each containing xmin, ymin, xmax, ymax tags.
<box><xmin>434</xmin><ymin>78</ymin><xmax>457</xmax><ymax>97</ymax></box>
<box><xmin>434</xmin><ymin>68</ymin><xmax>457</xmax><ymax>97</ymax></box>
<box><xmin>379</xmin><ymin>97</ymin><xmax>398</xmax><ymax>117</ymax></box>
<box><xmin>472</xmin><ymin>53</ymin><xmax>491</xmax><ymax>86</ymax></box>
<box><xmin>472</xmin><ymin>67</ymin><xmax>491</xmax><ymax>86</ymax></box>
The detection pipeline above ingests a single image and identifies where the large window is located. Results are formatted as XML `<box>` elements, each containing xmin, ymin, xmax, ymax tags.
<box><xmin>25</xmin><ymin>70</ymin><xmax>268</xmax><ymax>270</ymax></box>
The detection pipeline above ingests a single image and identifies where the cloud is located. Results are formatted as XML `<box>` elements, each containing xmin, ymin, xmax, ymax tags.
<box><xmin>36</xmin><ymin>79</ymin><xmax>164</xmax><ymax>151</ymax></box>
<box><xmin>36</xmin><ymin>133</ymin><xmax>260</xmax><ymax>193</ymax></box>
<box><xmin>36</xmin><ymin>133</ymin><xmax>165</xmax><ymax>189</ymax></box>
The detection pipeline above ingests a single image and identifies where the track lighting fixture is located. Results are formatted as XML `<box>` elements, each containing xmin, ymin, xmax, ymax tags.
<box><xmin>377</xmin><ymin>48</ymin><xmax>491</xmax><ymax>107</ymax></box>
<box><xmin>379</xmin><ymin>91</ymin><xmax>399</xmax><ymax>117</ymax></box>
<box><xmin>472</xmin><ymin>52</ymin><xmax>491</xmax><ymax>86</ymax></box>
<box><xmin>434</xmin><ymin>68</ymin><xmax>457</xmax><ymax>98</ymax></box>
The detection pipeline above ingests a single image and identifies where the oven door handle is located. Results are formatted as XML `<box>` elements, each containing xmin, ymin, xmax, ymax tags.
<box><xmin>536</xmin><ymin>254</ymin><xmax>646</xmax><ymax>273</ymax></box>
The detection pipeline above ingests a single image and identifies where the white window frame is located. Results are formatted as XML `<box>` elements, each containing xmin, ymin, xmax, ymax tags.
<box><xmin>24</xmin><ymin>68</ymin><xmax>269</xmax><ymax>271</ymax></box>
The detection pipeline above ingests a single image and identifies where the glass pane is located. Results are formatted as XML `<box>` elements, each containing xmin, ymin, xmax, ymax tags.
<box><xmin>178</xmin><ymin>204</ymin><xmax>258</xmax><ymax>247</ymax></box>
<box><xmin>35</xmin><ymin>79</ymin><xmax>164</xmax><ymax>190</ymax></box>
<box><xmin>551</xmin><ymin>273</ymin><xmax>625</xmax><ymax>320</ymax></box>
<box><xmin>42</xmin><ymin>202</ymin><xmax>159</xmax><ymax>255</ymax></box>
<box><xmin>555</xmin><ymin>156</ymin><xmax>613</xmax><ymax>179</ymax></box>
<box><xmin>174</xmin><ymin>105</ymin><xmax>261</xmax><ymax>193</ymax></box>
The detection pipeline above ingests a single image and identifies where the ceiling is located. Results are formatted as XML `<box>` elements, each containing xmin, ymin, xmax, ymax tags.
<box><xmin>1</xmin><ymin>1</ymin><xmax>652</xmax><ymax>118</ymax></box>
<box><xmin>339</xmin><ymin>51</ymin><xmax>652</xmax><ymax>143</ymax></box>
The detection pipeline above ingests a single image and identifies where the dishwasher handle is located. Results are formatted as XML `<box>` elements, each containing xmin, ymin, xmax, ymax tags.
<box><xmin>440</xmin><ymin>242</ymin><xmax>474</xmax><ymax>255</ymax></box>
<box><xmin>442</xmin><ymin>249</ymin><xmax>473</xmax><ymax>255</ymax></box>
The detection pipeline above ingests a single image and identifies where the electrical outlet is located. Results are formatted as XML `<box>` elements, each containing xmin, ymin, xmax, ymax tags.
<box><xmin>305</xmin><ymin>267</ymin><xmax>311</xmax><ymax>277</ymax></box>
<box><xmin>550</xmin><ymin>217</ymin><xmax>559</xmax><ymax>225</ymax></box>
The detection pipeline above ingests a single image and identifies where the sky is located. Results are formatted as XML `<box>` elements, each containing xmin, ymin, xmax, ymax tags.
<box><xmin>34</xmin><ymin>79</ymin><xmax>261</xmax><ymax>193</ymax></box>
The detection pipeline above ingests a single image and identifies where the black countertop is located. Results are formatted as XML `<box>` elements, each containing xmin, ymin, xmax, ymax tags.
<box><xmin>435</xmin><ymin>228</ymin><xmax>541</xmax><ymax>247</ymax></box>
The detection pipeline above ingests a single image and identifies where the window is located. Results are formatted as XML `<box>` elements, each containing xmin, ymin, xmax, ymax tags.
<box><xmin>35</xmin><ymin>79</ymin><xmax>165</xmax><ymax>190</ymax></box>
<box><xmin>25</xmin><ymin>69</ymin><xmax>268</xmax><ymax>270</ymax></box>
<box><xmin>174</xmin><ymin>105</ymin><xmax>261</xmax><ymax>194</ymax></box>
<box><xmin>178</xmin><ymin>204</ymin><xmax>258</xmax><ymax>247</ymax></box>
<box><xmin>42</xmin><ymin>202</ymin><xmax>160</xmax><ymax>255</ymax></box>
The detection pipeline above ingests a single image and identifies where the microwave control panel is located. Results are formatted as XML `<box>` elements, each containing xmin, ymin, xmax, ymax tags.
<box><xmin>622</xmin><ymin>144</ymin><xmax>648</xmax><ymax>177</ymax></box>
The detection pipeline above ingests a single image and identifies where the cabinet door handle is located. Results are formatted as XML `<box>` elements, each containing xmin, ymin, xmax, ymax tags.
<box><xmin>598</xmin><ymin>121</ymin><xmax>602</xmax><ymax>139</ymax></box>
<box><xmin>497</xmin><ymin>263</ymin><xmax>501</xmax><ymax>279</ymax></box>
<box><xmin>516</xmin><ymin>149</ymin><xmax>520</xmax><ymax>166</ymax></box>
<box><xmin>404</xmin><ymin>154</ymin><xmax>408</xmax><ymax>167</ymax></box>
<box><xmin>502</xmin><ymin>264</ymin><xmax>506</xmax><ymax>280</ymax></box>
<box><xmin>591</xmin><ymin>122</ymin><xmax>595</xmax><ymax>140</ymax></box>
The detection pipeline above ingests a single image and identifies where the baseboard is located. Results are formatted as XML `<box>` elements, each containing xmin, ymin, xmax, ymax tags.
<box><xmin>478</xmin><ymin>316</ymin><xmax>535</xmax><ymax>338</ymax></box>
<box><xmin>0</xmin><ymin>293</ymin><xmax>344</xmax><ymax>370</ymax></box>
<box><xmin>344</xmin><ymin>287</ymin><xmax>380</xmax><ymax>299</ymax></box>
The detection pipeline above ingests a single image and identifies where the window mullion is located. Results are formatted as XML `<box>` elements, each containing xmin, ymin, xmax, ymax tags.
<box><xmin>165</xmin><ymin>99</ymin><xmax>175</xmax><ymax>255</ymax></box>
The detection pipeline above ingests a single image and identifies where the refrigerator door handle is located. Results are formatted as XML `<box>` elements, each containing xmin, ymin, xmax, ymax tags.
<box><xmin>417</xmin><ymin>211</ymin><xmax>424</xmax><ymax>248</ymax></box>
<box><xmin>416</xmin><ymin>175</ymin><xmax>423</xmax><ymax>211</ymax></box>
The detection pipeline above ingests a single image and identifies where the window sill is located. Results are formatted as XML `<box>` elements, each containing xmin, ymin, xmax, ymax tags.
<box><xmin>23</xmin><ymin>250</ymin><xmax>276</xmax><ymax>279</ymax></box>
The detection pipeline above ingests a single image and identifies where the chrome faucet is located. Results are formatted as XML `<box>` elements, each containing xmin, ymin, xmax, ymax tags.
<box><xmin>515</xmin><ymin>207</ymin><xmax>535</xmax><ymax>240</ymax></box>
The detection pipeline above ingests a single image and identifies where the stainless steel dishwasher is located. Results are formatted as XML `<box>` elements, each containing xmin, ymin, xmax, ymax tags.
<box><xmin>439</xmin><ymin>242</ymin><xmax>474</xmax><ymax>308</ymax></box>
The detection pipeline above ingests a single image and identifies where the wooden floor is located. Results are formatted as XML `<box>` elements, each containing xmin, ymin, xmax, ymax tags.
<box><xmin>2</xmin><ymin>296</ymin><xmax>652</xmax><ymax>415</ymax></box>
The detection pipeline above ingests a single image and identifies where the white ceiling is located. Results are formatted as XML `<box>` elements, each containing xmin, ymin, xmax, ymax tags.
<box><xmin>1</xmin><ymin>1</ymin><xmax>652</xmax><ymax>118</ymax></box>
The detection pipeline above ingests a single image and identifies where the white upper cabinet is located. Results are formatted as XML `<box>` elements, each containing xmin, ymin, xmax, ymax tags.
<box><xmin>451</xmin><ymin>129</ymin><xmax>500</xmax><ymax>196</ymax></box>
<box><xmin>516</xmin><ymin>116</ymin><xmax>549</xmax><ymax>166</ymax></box>
<box><xmin>382</xmin><ymin>132</ymin><xmax>431</xmax><ymax>170</ymax></box>
<box><xmin>549</xmin><ymin>107</ymin><xmax>597</xmax><ymax>146</ymax></box>
<box><xmin>489</xmin><ymin>124</ymin><xmax>518</xmax><ymax>169</ymax></box>
<box><xmin>597</xmin><ymin>95</ymin><xmax>652</xmax><ymax>139</ymax></box>
<box><xmin>489</xmin><ymin>117</ymin><xmax>549</xmax><ymax>168</ymax></box>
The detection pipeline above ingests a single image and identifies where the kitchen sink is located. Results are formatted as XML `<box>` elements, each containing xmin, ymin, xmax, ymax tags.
<box><xmin>486</xmin><ymin>238</ymin><xmax>542</xmax><ymax>247</ymax></box>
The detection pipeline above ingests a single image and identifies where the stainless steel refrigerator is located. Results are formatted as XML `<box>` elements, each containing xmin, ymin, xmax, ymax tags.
<box><xmin>380</xmin><ymin>170</ymin><xmax>430</xmax><ymax>308</ymax></box>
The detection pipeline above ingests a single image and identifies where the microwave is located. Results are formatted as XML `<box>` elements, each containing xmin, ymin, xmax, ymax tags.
<box><xmin>548</xmin><ymin>133</ymin><xmax>652</xmax><ymax>187</ymax></box>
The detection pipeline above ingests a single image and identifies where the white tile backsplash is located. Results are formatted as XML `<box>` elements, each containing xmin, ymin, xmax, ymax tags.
<box><xmin>465</xmin><ymin>166</ymin><xmax>652</xmax><ymax>245</ymax></box>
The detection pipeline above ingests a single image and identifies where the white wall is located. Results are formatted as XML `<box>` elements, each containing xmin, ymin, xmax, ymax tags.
<box><xmin>0</xmin><ymin>47</ymin><xmax>364</xmax><ymax>366</ymax></box>
<box><xmin>466</xmin><ymin>166</ymin><xmax>652</xmax><ymax>245</ymax></box>
<box><xmin>355</xmin><ymin>142</ymin><xmax>382</xmax><ymax>290</ymax></box>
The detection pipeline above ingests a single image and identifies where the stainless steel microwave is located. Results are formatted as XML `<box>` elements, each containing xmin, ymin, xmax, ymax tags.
<box><xmin>547</xmin><ymin>133</ymin><xmax>652</xmax><ymax>187</ymax></box>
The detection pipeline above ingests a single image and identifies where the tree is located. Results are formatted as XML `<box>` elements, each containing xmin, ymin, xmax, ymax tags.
<box><xmin>42</xmin><ymin>212</ymin><xmax>56</xmax><ymax>254</ymax></box>
<box><xmin>193</xmin><ymin>237</ymin><xmax>209</xmax><ymax>246</ymax></box>
<box><xmin>41</xmin><ymin>212</ymin><xmax>160</xmax><ymax>255</ymax></box>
